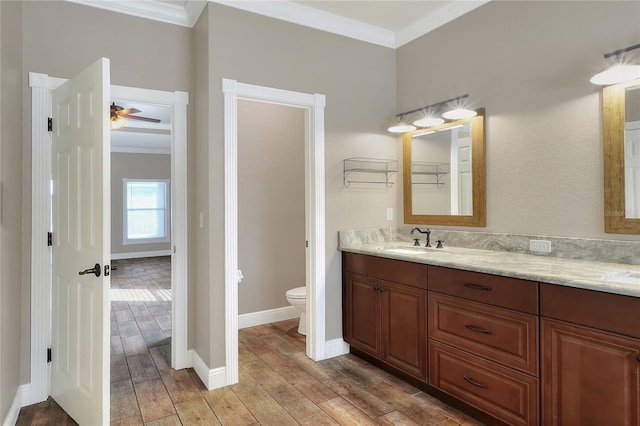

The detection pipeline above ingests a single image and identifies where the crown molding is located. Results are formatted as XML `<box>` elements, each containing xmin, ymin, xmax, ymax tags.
<box><xmin>396</xmin><ymin>0</ymin><xmax>491</xmax><ymax>47</ymax></box>
<box><xmin>66</xmin><ymin>0</ymin><xmax>207</xmax><ymax>28</ymax></box>
<box><xmin>65</xmin><ymin>0</ymin><xmax>489</xmax><ymax>48</ymax></box>
<box><xmin>211</xmin><ymin>0</ymin><xmax>396</xmax><ymax>49</ymax></box>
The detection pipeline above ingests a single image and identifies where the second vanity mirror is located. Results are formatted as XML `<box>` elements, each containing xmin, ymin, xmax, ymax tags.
<box><xmin>604</xmin><ymin>78</ymin><xmax>640</xmax><ymax>234</ymax></box>
<box><xmin>403</xmin><ymin>108</ymin><xmax>486</xmax><ymax>226</ymax></box>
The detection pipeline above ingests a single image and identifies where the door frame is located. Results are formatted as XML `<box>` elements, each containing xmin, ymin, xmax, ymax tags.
<box><xmin>222</xmin><ymin>79</ymin><xmax>326</xmax><ymax>385</ymax></box>
<box><xmin>28</xmin><ymin>72</ymin><xmax>189</xmax><ymax>404</ymax></box>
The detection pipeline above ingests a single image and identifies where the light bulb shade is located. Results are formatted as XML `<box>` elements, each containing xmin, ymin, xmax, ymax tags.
<box><xmin>442</xmin><ymin>108</ymin><xmax>477</xmax><ymax>120</ymax></box>
<box><xmin>413</xmin><ymin>116</ymin><xmax>445</xmax><ymax>127</ymax></box>
<box><xmin>110</xmin><ymin>116</ymin><xmax>127</xmax><ymax>130</ymax></box>
<box><xmin>590</xmin><ymin>64</ymin><xmax>640</xmax><ymax>85</ymax></box>
<box><xmin>388</xmin><ymin>123</ymin><xmax>416</xmax><ymax>133</ymax></box>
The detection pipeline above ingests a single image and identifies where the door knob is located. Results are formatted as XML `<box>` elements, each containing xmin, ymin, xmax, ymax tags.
<box><xmin>79</xmin><ymin>263</ymin><xmax>101</xmax><ymax>277</ymax></box>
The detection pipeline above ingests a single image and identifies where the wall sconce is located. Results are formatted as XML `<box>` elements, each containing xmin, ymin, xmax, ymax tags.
<box><xmin>388</xmin><ymin>94</ymin><xmax>476</xmax><ymax>133</ymax></box>
<box><xmin>591</xmin><ymin>43</ymin><xmax>640</xmax><ymax>85</ymax></box>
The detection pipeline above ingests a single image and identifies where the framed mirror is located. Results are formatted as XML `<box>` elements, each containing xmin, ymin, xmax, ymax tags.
<box><xmin>403</xmin><ymin>108</ymin><xmax>486</xmax><ymax>226</ymax></box>
<box><xmin>604</xmin><ymin>78</ymin><xmax>640</xmax><ymax>234</ymax></box>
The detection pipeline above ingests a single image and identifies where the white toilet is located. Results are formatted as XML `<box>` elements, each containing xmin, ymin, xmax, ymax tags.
<box><xmin>286</xmin><ymin>286</ymin><xmax>307</xmax><ymax>335</ymax></box>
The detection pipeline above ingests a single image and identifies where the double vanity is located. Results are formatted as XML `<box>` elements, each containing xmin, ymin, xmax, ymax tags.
<box><xmin>340</xmin><ymin>236</ymin><xmax>640</xmax><ymax>426</ymax></box>
<box><xmin>338</xmin><ymin>77</ymin><xmax>640</xmax><ymax>425</ymax></box>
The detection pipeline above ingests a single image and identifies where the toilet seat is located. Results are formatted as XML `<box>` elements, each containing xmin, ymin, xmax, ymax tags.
<box><xmin>286</xmin><ymin>286</ymin><xmax>306</xmax><ymax>299</ymax></box>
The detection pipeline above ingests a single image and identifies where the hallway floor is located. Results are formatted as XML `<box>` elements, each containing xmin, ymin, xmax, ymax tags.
<box><xmin>17</xmin><ymin>257</ymin><xmax>482</xmax><ymax>425</ymax></box>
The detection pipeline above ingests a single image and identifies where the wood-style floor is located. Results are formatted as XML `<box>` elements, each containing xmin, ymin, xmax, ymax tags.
<box><xmin>16</xmin><ymin>257</ymin><xmax>483</xmax><ymax>426</ymax></box>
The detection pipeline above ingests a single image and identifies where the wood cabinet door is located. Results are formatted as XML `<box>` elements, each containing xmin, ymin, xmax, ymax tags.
<box><xmin>344</xmin><ymin>272</ymin><xmax>382</xmax><ymax>357</ymax></box>
<box><xmin>382</xmin><ymin>281</ymin><xmax>427</xmax><ymax>380</ymax></box>
<box><xmin>542</xmin><ymin>318</ymin><xmax>640</xmax><ymax>426</ymax></box>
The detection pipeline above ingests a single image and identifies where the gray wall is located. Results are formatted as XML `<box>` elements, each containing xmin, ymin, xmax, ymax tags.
<box><xmin>196</xmin><ymin>2</ymin><xmax>398</xmax><ymax>367</ymax></box>
<box><xmin>397</xmin><ymin>0</ymin><xmax>640</xmax><ymax>241</ymax></box>
<box><xmin>238</xmin><ymin>100</ymin><xmax>306</xmax><ymax>315</ymax></box>
<box><xmin>0</xmin><ymin>1</ymin><xmax>23</xmax><ymax>420</ymax></box>
<box><xmin>19</xmin><ymin>0</ymin><xmax>193</xmax><ymax>386</ymax></box>
<box><xmin>111</xmin><ymin>153</ymin><xmax>171</xmax><ymax>256</ymax></box>
<box><xmin>192</xmin><ymin>4</ymin><xmax>213</xmax><ymax>367</ymax></box>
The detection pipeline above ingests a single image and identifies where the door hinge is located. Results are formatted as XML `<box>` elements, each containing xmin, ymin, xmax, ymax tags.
<box><xmin>47</xmin><ymin>232</ymin><xmax>52</xmax><ymax>246</ymax></box>
<box><xmin>47</xmin><ymin>348</ymin><xmax>52</xmax><ymax>363</ymax></box>
<box><xmin>48</xmin><ymin>117</ymin><xmax>53</xmax><ymax>132</ymax></box>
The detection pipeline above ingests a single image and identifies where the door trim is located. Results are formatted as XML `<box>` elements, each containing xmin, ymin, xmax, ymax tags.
<box><xmin>28</xmin><ymin>72</ymin><xmax>190</xmax><ymax>404</ymax></box>
<box><xmin>222</xmin><ymin>79</ymin><xmax>326</xmax><ymax>386</ymax></box>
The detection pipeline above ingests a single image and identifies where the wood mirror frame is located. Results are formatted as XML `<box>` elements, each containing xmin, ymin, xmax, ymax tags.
<box><xmin>403</xmin><ymin>108</ymin><xmax>486</xmax><ymax>226</ymax></box>
<box><xmin>603</xmin><ymin>78</ymin><xmax>640</xmax><ymax>234</ymax></box>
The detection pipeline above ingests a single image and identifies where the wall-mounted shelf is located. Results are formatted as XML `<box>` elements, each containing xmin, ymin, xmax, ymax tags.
<box><xmin>343</xmin><ymin>157</ymin><xmax>398</xmax><ymax>188</ymax></box>
<box><xmin>411</xmin><ymin>162</ymin><xmax>450</xmax><ymax>188</ymax></box>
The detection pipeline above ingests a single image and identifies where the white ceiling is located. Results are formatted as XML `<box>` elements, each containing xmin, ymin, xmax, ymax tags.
<box><xmin>68</xmin><ymin>0</ymin><xmax>490</xmax><ymax>48</ymax></box>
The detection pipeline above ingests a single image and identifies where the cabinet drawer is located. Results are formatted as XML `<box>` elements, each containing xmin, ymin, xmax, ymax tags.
<box><xmin>428</xmin><ymin>266</ymin><xmax>538</xmax><ymax>314</ymax></box>
<box><xmin>344</xmin><ymin>252</ymin><xmax>427</xmax><ymax>289</ymax></box>
<box><xmin>540</xmin><ymin>283</ymin><xmax>640</xmax><ymax>338</ymax></box>
<box><xmin>429</xmin><ymin>293</ymin><xmax>538</xmax><ymax>376</ymax></box>
<box><xmin>430</xmin><ymin>341</ymin><xmax>539</xmax><ymax>426</ymax></box>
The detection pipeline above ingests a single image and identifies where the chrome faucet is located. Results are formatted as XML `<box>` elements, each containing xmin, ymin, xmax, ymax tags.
<box><xmin>409</xmin><ymin>227</ymin><xmax>431</xmax><ymax>247</ymax></box>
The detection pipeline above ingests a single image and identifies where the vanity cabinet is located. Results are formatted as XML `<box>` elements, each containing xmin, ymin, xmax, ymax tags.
<box><xmin>540</xmin><ymin>284</ymin><xmax>640</xmax><ymax>425</ymax></box>
<box><xmin>428</xmin><ymin>266</ymin><xmax>539</xmax><ymax>426</ymax></box>
<box><xmin>343</xmin><ymin>253</ymin><xmax>427</xmax><ymax>381</ymax></box>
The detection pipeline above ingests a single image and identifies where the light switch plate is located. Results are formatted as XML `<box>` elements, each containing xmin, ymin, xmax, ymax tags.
<box><xmin>386</xmin><ymin>207</ymin><xmax>393</xmax><ymax>221</ymax></box>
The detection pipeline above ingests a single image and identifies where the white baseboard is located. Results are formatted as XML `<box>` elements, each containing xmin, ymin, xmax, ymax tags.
<box><xmin>238</xmin><ymin>306</ymin><xmax>299</xmax><ymax>329</ymax></box>
<box><xmin>3</xmin><ymin>384</ymin><xmax>30</xmax><ymax>426</ymax></box>
<box><xmin>111</xmin><ymin>250</ymin><xmax>172</xmax><ymax>260</ymax></box>
<box><xmin>324</xmin><ymin>338</ymin><xmax>350</xmax><ymax>359</ymax></box>
<box><xmin>189</xmin><ymin>350</ymin><xmax>227</xmax><ymax>391</ymax></box>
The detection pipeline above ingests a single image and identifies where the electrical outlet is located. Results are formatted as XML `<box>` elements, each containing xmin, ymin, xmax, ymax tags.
<box><xmin>530</xmin><ymin>239</ymin><xmax>552</xmax><ymax>253</ymax></box>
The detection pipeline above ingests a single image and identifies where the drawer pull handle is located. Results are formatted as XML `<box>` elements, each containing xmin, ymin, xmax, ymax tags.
<box><xmin>464</xmin><ymin>283</ymin><xmax>492</xmax><ymax>291</ymax></box>
<box><xmin>465</xmin><ymin>324</ymin><xmax>493</xmax><ymax>335</ymax></box>
<box><xmin>463</xmin><ymin>375</ymin><xmax>487</xmax><ymax>389</ymax></box>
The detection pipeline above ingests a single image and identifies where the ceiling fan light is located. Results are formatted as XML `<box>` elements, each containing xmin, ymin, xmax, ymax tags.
<box><xmin>413</xmin><ymin>116</ymin><xmax>445</xmax><ymax>127</ymax></box>
<box><xmin>388</xmin><ymin>123</ymin><xmax>416</xmax><ymax>133</ymax></box>
<box><xmin>590</xmin><ymin>64</ymin><xmax>640</xmax><ymax>85</ymax></box>
<box><xmin>442</xmin><ymin>108</ymin><xmax>477</xmax><ymax>120</ymax></box>
<box><xmin>110</xmin><ymin>116</ymin><xmax>127</xmax><ymax>130</ymax></box>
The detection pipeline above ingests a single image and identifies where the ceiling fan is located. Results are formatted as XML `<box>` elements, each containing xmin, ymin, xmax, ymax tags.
<box><xmin>110</xmin><ymin>102</ymin><xmax>161</xmax><ymax>129</ymax></box>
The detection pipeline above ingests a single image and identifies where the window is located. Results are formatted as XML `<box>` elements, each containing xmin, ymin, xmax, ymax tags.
<box><xmin>123</xmin><ymin>179</ymin><xmax>170</xmax><ymax>245</ymax></box>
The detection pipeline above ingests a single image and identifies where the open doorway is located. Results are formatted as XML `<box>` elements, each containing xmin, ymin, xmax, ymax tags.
<box><xmin>222</xmin><ymin>79</ymin><xmax>327</xmax><ymax>387</ymax></box>
<box><xmin>108</xmin><ymin>100</ymin><xmax>175</xmax><ymax>421</ymax></box>
<box><xmin>237</xmin><ymin>100</ymin><xmax>306</xmax><ymax>334</ymax></box>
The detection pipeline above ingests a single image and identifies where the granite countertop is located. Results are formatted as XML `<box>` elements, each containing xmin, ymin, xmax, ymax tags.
<box><xmin>339</xmin><ymin>241</ymin><xmax>640</xmax><ymax>298</ymax></box>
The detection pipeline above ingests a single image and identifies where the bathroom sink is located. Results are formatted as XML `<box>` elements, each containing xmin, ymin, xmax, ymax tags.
<box><xmin>599</xmin><ymin>271</ymin><xmax>640</xmax><ymax>285</ymax></box>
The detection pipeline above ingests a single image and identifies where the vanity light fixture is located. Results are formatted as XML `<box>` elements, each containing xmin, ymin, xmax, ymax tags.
<box><xmin>388</xmin><ymin>122</ymin><xmax>417</xmax><ymax>133</ymax></box>
<box><xmin>590</xmin><ymin>43</ymin><xmax>640</xmax><ymax>85</ymax></box>
<box><xmin>388</xmin><ymin>94</ymin><xmax>474</xmax><ymax>133</ymax></box>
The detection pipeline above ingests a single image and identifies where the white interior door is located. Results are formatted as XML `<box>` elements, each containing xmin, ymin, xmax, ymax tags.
<box><xmin>625</xmin><ymin>121</ymin><xmax>640</xmax><ymax>218</ymax></box>
<box><xmin>51</xmin><ymin>57</ymin><xmax>111</xmax><ymax>425</ymax></box>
